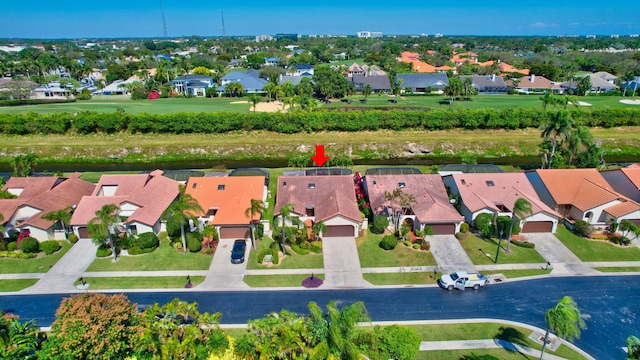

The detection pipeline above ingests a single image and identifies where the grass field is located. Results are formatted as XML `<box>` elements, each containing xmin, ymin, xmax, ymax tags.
<box><xmin>0</xmin><ymin>279</ymin><xmax>39</xmax><ymax>292</ymax></box>
<box><xmin>357</xmin><ymin>232</ymin><xmax>437</xmax><ymax>268</ymax></box>
<box><xmin>78</xmin><ymin>276</ymin><xmax>205</xmax><ymax>290</ymax></box>
<box><xmin>555</xmin><ymin>226</ymin><xmax>640</xmax><ymax>262</ymax></box>
<box><xmin>481</xmin><ymin>269</ymin><xmax>552</xmax><ymax>278</ymax></box>
<box><xmin>362</xmin><ymin>271</ymin><xmax>440</xmax><ymax>285</ymax></box>
<box><xmin>458</xmin><ymin>233</ymin><xmax>547</xmax><ymax>265</ymax></box>
<box><xmin>0</xmin><ymin>242</ymin><xmax>72</xmax><ymax>273</ymax></box>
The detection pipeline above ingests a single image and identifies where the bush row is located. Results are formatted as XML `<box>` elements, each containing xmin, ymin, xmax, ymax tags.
<box><xmin>0</xmin><ymin>251</ymin><xmax>37</xmax><ymax>259</ymax></box>
<box><xmin>1</xmin><ymin>108</ymin><xmax>639</xmax><ymax>135</ymax></box>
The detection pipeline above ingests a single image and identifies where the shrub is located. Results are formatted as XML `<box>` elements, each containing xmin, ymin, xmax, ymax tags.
<box><xmin>291</xmin><ymin>244</ymin><xmax>311</xmax><ymax>255</ymax></box>
<box><xmin>119</xmin><ymin>234</ymin><xmax>135</xmax><ymax>249</ymax></box>
<box><xmin>455</xmin><ymin>232</ymin><xmax>464</xmax><ymax>240</ymax></box>
<box><xmin>412</xmin><ymin>243</ymin><xmax>420</xmax><ymax>249</ymax></box>
<box><xmin>379</xmin><ymin>235</ymin><xmax>398</xmax><ymax>250</ymax></box>
<box><xmin>371</xmin><ymin>216</ymin><xmax>389</xmax><ymax>234</ymax></box>
<box><xmin>257</xmin><ymin>248</ymin><xmax>271</xmax><ymax>263</ymax></box>
<box><xmin>460</xmin><ymin>223</ymin><xmax>470</xmax><ymax>233</ymax></box>
<box><xmin>96</xmin><ymin>245</ymin><xmax>112</xmax><ymax>257</ymax></box>
<box><xmin>7</xmin><ymin>242</ymin><xmax>17</xmax><ymax>251</ymax></box>
<box><xmin>256</xmin><ymin>223</ymin><xmax>264</xmax><ymax>238</ymax></box>
<box><xmin>271</xmin><ymin>248</ymin><xmax>279</xmax><ymax>264</ymax></box>
<box><xmin>270</xmin><ymin>241</ymin><xmax>281</xmax><ymax>251</ymax></box>
<box><xmin>511</xmin><ymin>239</ymin><xmax>535</xmax><ymax>249</ymax></box>
<box><xmin>41</xmin><ymin>240</ymin><xmax>62</xmax><ymax>255</ymax></box>
<box><xmin>420</xmin><ymin>241</ymin><xmax>431</xmax><ymax>251</ymax></box>
<box><xmin>137</xmin><ymin>232</ymin><xmax>160</xmax><ymax>249</ymax></box>
<box><xmin>0</xmin><ymin>251</ymin><xmax>36</xmax><ymax>259</ymax></box>
<box><xmin>573</xmin><ymin>219</ymin><xmax>593</xmax><ymax>238</ymax></box>
<box><xmin>173</xmin><ymin>242</ymin><xmax>183</xmax><ymax>250</ymax></box>
<box><xmin>496</xmin><ymin>216</ymin><xmax>511</xmax><ymax>235</ymax></box>
<box><xmin>186</xmin><ymin>236</ymin><xmax>202</xmax><ymax>253</ymax></box>
<box><xmin>310</xmin><ymin>241</ymin><xmax>322</xmax><ymax>253</ymax></box>
<box><xmin>474</xmin><ymin>213</ymin><xmax>494</xmax><ymax>237</ymax></box>
<box><xmin>609</xmin><ymin>236</ymin><xmax>631</xmax><ymax>246</ymax></box>
<box><xmin>404</xmin><ymin>240</ymin><xmax>411</xmax><ymax>247</ymax></box>
<box><xmin>68</xmin><ymin>233</ymin><xmax>79</xmax><ymax>243</ymax></box>
<box><xmin>366</xmin><ymin>325</ymin><xmax>421</xmax><ymax>360</ymax></box>
<box><xmin>19</xmin><ymin>237</ymin><xmax>40</xmax><ymax>253</ymax></box>
<box><xmin>299</xmin><ymin>241</ymin><xmax>311</xmax><ymax>250</ymax></box>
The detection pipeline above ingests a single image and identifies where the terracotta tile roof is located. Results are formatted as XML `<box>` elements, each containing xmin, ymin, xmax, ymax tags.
<box><xmin>516</xmin><ymin>75</ymin><xmax>561</xmax><ymax>90</ymax></box>
<box><xmin>533</xmin><ymin>169</ymin><xmax>615</xmax><ymax>206</ymax></box>
<box><xmin>572</xmin><ymin>179</ymin><xmax>620</xmax><ymax>211</ymax></box>
<box><xmin>499</xmin><ymin>62</ymin><xmax>530</xmax><ymax>75</ymax></box>
<box><xmin>70</xmin><ymin>170</ymin><xmax>180</xmax><ymax>227</ymax></box>
<box><xmin>449</xmin><ymin>173</ymin><xmax>560</xmax><ymax>218</ymax></box>
<box><xmin>3</xmin><ymin>176</ymin><xmax>60</xmax><ymax>200</ymax></box>
<box><xmin>275</xmin><ymin>175</ymin><xmax>361</xmax><ymax>223</ymax></box>
<box><xmin>604</xmin><ymin>201</ymin><xmax>640</xmax><ymax>217</ymax></box>
<box><xmin>0</xmin><ymin>199</ymin><xmax>23</xmax><ymax>223</ymax></box>
<box><xmin>620</xmin><ymin>167</ymin><xmax>640</xmax><ymax>189</ymax></box>
<box><xmin>365</xmin><ymin>174</ymin><xmax>463</xmax><ymax>223</ymax></box>
<box><xmin>398</xmin><ymin>51</ymin><xmax>438</xmax><ymax>73</ymax></box>
<box><xmin>185</xmin><ymin>176</ymin><xmax>265</xmax><ymax>225</ymax></box>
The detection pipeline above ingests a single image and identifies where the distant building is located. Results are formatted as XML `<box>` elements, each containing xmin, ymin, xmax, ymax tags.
<box><xmin>356</xmin><ymin>31</ymin><xmax>383</xmax><ymax>38</ymax></box>
<box><xmin>171</xmin><ymin>75</ymin><xmax>215</xmax><ymax>97</ymax></box>
<box><xmin>255</xmin><ymin>34</ymin><xmax>273</xmax><ymax>42</ymax></box>
<box><xmin>275</xmin><ymin>33</ymin><xmax>299</xmax><ymax>41</ymax></box>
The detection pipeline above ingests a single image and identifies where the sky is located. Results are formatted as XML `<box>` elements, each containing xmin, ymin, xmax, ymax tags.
<box><xmin>2</xmin><ymin>1</ymin><xmax>639</xmax><ymax>39</ymax></box>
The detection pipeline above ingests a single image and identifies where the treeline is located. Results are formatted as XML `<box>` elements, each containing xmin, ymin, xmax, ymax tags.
<box><xmin>1</xmin><ymin>108</ymin><xmax>639</xmax><ymax>135</ymax></box>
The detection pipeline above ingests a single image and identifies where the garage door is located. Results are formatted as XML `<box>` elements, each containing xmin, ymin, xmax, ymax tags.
<box><xmin>629</xmin><ymin>219</ymin><xmax>640</xmax><ymax>227</ymax></box>
<box><xmin>425</xmin><ymin>224</ymin><xmax>456</xmax><ymax>235</ymax></box>
<box><xmin>78</xmin><ymin>227</ymin><xmax>89</xmax><ymax>239</ymax></box>
<box><xmin>324</xmin><ymin>225</ymin><xmax>354</xmax><ymax>237</ymax></box>
<box><xmin>219</xmin><ymin>227</ymin><xmax>250</xmax><ymax>239</ymax></box>
<box><xmin>522</xmin><ymin>221</ymin><xmax>553</xmax><ymax>233</ymax></box>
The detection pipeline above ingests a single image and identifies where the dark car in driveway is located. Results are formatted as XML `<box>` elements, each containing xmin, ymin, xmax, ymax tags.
<box><xmin>231</xmin><ymin>239</ymin><xmax>247</xmax><ymax>264</ymax></box>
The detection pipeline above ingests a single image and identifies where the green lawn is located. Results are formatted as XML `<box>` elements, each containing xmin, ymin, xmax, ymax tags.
<box><xmin>0</xmin><ymin>241</ymin><xmax>72</xmax><ymax>273</ymax></box>
<box><xmin>86</xmin><ymin>240</ymin><xmax>213</xmax><ymax>271</ymax></box>
<box><xmin>595</xmin><ymin>266</ymin><xmax>640</xmax><ymax>272</ymax></box>
<box><xmin>78</xmin><ymin>276</ymin><xmax>205</xmax><ymax>290</ymax></box>
<box><xmin>247</xmin><ymin>238</ymin><xmax>324</xmax><ymax>270</ymax></box>
<box><xmin>243</xmin><ymin>274</ymin><xmax>324</xmax><ymax>287</ymax></box>
<box><xmin>416</xmin><ymin>349</ymin><xmax>539</xmax><ymax>360</ymax></box>
<box><xmin>481</xmin><ymin>269</ymin><xmax>552</xmax><ymax>278</ymax></box>
<box><xmin>555</xmin><ymin>226</ymin><xmax>640</xmax><ymax>262</ymax></box>
<box><xmin>458</xmin><ymin>233</ymin><xmax>546</xmax><ymax>265</ymax></box>
<box><xmin>357</xmin><ymin>232</ymin><xmax>437</xmax><ymax>268</ymax></box>
<box><xmin>0</xmin><ymin>279</ymin><xmax>39</xmax><ymax>292</ymax></box>
<box><xmin>363</xmin><ymin>272</ymin><xmax>440</xmax><ymax>285</ymax></box>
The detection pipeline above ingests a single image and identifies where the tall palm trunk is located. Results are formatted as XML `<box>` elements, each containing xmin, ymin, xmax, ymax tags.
<box><xmin>539</xmin><ymin>328</ymin><xmax>550</xmax><ymax>360</ymax></box>
<box><xmin>181</xmin><ymin>220</ymin><xmax>187</xmax><ymax>253</ymax></box>
<box><xmin>548</xmin><ymin>137</ymin><xmax>557</xmax><ymax>169</ymax></box>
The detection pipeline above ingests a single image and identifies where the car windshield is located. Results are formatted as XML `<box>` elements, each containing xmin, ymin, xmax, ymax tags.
<box><xmin>232</xmin><ymin>241</ymin><xmax>245</xmax><ymax>254</ymax></box>
<box><xmin>450</xmin><ymin>273</ymin><xmax>459</xmax><ymax>281</ymax></box>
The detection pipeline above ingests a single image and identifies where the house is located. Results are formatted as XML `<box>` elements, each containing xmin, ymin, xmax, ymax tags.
<box><xmin>170</xmin><ymin>75</ymin><xmax>215</xmax><ymax>97</ymax></box>
<box><xmin>526</xmin><ymin>169</ymin><xmax>640</xmax><ymax>228</ymax></box>
<box><xmin>364</xmin><ymin>174</ymin><xmax>464</xmax><ymax>234</ymax></box>
<box><xmin>593</xmin><ymin>71</ymin><xmax>617</xmax><ymax>84</ymax></box>
<box><xmin>458</xmin><ymin>74</ymin><xmax>508</xmax><ymax>94</ymax></box>
<box><xmin>497</xmin><ymin>62</ymin><xmax>529</xmax><ymax>76</ymax></box>
<box><xmin>264</xmin><ymin>57</ymin><xmax>280</xmax><ymax>66</ymax></box>
<box><xmin>32</xmin><ymin>82</ymin><xmax>74</xmax><ymax>99</ymax></box>
<box><xmin>395</xmin><ymin>73</ymin><xmax>449</xmax><ymax>93</ymax></box>
<box><xmin>349</xmin><ymin>74</ymin><xmax>391</xmax><ymax>93</ymax></box>
<box><xmin>561</xmin><ymin>74</ymin><xmax>618</xmax><ymax>93</ymax></box>
<box><xmin>218</xmin><ymin>71</ymin><xmax>268</xmax><ymax>94</ymax></box>
<box><xmin>1</xmin><ymin>173</ymin><xmax>95</xmax><ymax>241</ymax></box>
<box><xmin>291</xmin><ymin>64</ymin><xmax>314</xmax><ymax>76</ymax></box>
<box><xmin>184</xmin><ymin>176</ymin><xmax>267</xmax><ymax>240</ymax></box>
<box><xmin>442</xmin><ymin>173</ymin><xmax>561</xmax><ymax>233</ymax></box>
<box><xmin>601</xmin><ymin>165</ymin><xmax>640</xmax><ymax>203</ymax></box>
<box><xmin>397</xmin><ymin>52</ymin><xmax>452</xmax><ymax>73</ymax></box>
<box><xmin>93</xmin><ymin>79</ymin><xmax>138</xmax><ymax>95</ymax></box>
<box><xmin>513</xmin><ymin>74</ymin><xmax>563</xmax><ymax>94</ymax></box>
<box><xmin>275</xmin><ymin>175</ymin><xmax>362</xmax><ymax>238</ymax></box>
<box><xmin>70</xmin><ymin>170</ymin><xmax>181</xmax><ymax>239</ymax></box>
<box><xmin>278</xmin><ymin>74</ymin><xmax>312</xmax><ymax>86</ymax></box>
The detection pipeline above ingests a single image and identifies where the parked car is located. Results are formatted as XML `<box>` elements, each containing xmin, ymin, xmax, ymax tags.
<box><xmin>438</xmin><ymin>271</ymin><xmax>488</xmax><ymax>291</ymax></box>
<box><xmin>231</xmin><ymin>239</ymin><xmax>247</xmax><ymax>264</ymax></box>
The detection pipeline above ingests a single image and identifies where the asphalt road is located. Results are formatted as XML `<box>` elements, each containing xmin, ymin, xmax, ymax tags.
<box><xmin>1</xmin><ymin>275</ymin><xmax>638</xmax><ymax>360</ymax></box>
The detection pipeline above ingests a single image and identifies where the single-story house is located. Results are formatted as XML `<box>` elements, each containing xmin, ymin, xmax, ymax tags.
<box><xmin>349</xmin><ymin>74</ymin><xmax>392</xmax><ymax>93</ymax></box>
<box><xmin>92</xmin><ymin>79</ymin><xmax>137</xmax><ymax>95</ymax></box>
<box><xmin>526</xmin><ymin>169</ymin><xmax>640</xmax><ymax>228</ymax></box>
<box><xmin>264</xmin><ymin>57</ymin><xmax>280</xmax><ymax>66</ymax></box>
<box><xmin>395</xmin><ymin>73</ymin><xmax>449</xmax><ymax>93</ymax></box>
<box><xmin>217</xmin><ymin>71</ymin><xmax>268</xmax><ymax>94</ymax></box>
<box><xmin>70</xmin><ymin>170</ymin><xmax>181</xmax><ymax>239</ymax></box>
<box><xmin>291</xmin><ymin>64</ymin><xmax>314</xmax><ymax>76</ymax></box>
<box><xmin>32</xmin><ymin>82</ymin><xmax>74</xmax><ymax>99</ymax></box>
<box><xmin>278</xmin><ymin>74</ymin><xmax>312</xmax><ymax>86</ymax></box>
<box><xmin>561</xmin><ymin>74</ymin><xmax>618</xmax><ymax>93</ymax></box>
<box><xmin>275</xmin><ymin>175</ymin><xmax>362</xmax><ymax>238</ymax></box>
<box><xmin>442</xmin><ymin>173</ymin><xmax>561</xmax><ymax>233</ymax></box>
<box><xmin>601</xmin><ymin>165</ymin><xmax>640</xmax><ymax>203</ymax></box>
<box><xmin>184</xmin><ymin>176</ymin><xmax>267</xmax><ymax>240</ymax></box>
<box><xmin>1</xmin><ymin>173</ymin><xmax>95</xmax><ymax>241</ymax></box>
<box><xmin>171</xmin><ymin>75</ymin><xmax>215</xmax><ymax>97</ymax></box>
<box><xmin>513</xmin><ymin>74</ymin><xmax>563</xmax><ymax>94</ymax></box>
<box><xmin>364</xmin><ymin>174</ymin><xmax>464</xmax><ymax>234</ymax></box>
<box><xmin>458</xmin><ymin>74</ymin><xmax>508</xmax><ymax>94</ymax></box>
<box><xmin>593</xmin><ymin>71</ymin><xmax>617</xmax><ymax>84</ymax></box>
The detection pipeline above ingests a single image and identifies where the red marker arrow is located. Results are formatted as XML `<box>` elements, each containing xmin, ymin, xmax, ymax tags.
<box><xmin>310</xmin><ymin>145</ymin><xmax>330</xmax><ymax>167</ymax></box>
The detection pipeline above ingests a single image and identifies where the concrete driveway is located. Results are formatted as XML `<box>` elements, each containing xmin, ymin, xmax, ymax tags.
<box><xmin>525</xmin><ymin>233</ymin><xmax>598</xmax><ymax>275</ymax></box>
<box><xmin>198</xmin><ymin>239</ymin><xmax>249</xmax><ymax>290</ymax></box>
<box><xmin>321</xmin><ymin>236</ymin><xmax>371</xmax><ymax>288</ymax></box>
<box><xmin>429</xmin><ymin>235</ymin><xmax>476</xmax><ymax>273</ymax></box>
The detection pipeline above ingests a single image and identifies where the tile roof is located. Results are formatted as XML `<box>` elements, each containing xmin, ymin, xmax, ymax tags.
<box><xmin>275</xmin><ymin>175</ymin><xmax>361</xmax><ymax>223</ymax></box>
<box><xmin>532</xmin><ymin>169</ymin><xmax>615</xmax><ymax>206</ymax></box>
<box><xmin>70</xmin><ymin>170</ymin><xmax>180</xmax><ymax>227</ymax></box>
<box><xmin>449</xmin><ymin>173</ymin><xmax>560</xmax><ymax>218</ymax></box>
<box><xmin>365</xmin><ymin>174</ymin><xmax>463</xmax><ymax>224</ymax></box>
<box><xmin>185</xmin><ymin>176</ymin><xmax>265</xmax><ymax>225</ymax></box>
<box><xmin>3</xmin><ymin>176</ymin><xmax>60</xmax><ymax>200</ymax></box>
<box><xmin>604</xmin><ymin>201</ymin><xmax>640</xmax><ymax>217</ymax></box>
<box><xmin>398</xmin><ymin>51</ymin><xmax>438</xmax><ymax>73</ymax></box>
<box><xmin>620</xmin><ymin>167</ymin><xmax>640</xmax><ymax>189</ymax></box>
<box><xmin>396</xmin><ymin>73</ymin><xmax>449</xmax><ymax>89</ymax></box>
<box><xmin>498</xmin><ymin>62</ymin><xmax>530</xmax><ymax>75</ymax></box>
<box><xmin>459</xmin><ymin>75</ymin><xmax>508</xmax><ymax>90</ymax></box>
<box><xmin>350</xmin><ymin>74</ymin><xmax>392</xmax><ymax>91</ymax></box>
<box><xmin>516</xmin><ymin>75</ymin><xmax>561</xmax><ymax>90</ymax></box>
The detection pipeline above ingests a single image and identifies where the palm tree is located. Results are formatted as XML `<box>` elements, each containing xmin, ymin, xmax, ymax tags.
<box><xmin>41</xmin><ymin>207</ymin><xmax>73</xmax><ymax>238</ymax></box>
<box><xmin>541</xmin><ymin>111</ymin><xmax>575</xmax><ymax>169</ymax></box>
<box><xmin>248</xmin><ymin>93</ymin><xmax>261</xmax><ymax>112</ymax></box>
<box><xmin>345</xmin><ymin>83</ymin><xmax>356</xmax><ymax>103</ymax></box>
<box><xmin>540</xmin><ymin>92</ymin><xmax>558</xmax><ymax>110</ymax></box>
<box><xmin>278</xmin><ymin>203</ymin><xmax>298</xmax><ymax>254</ymax></box>
<box><xmin>627</xmin><ymin>335</ymin><xmax>640</xmax><ymax>360</ymax></box>
<box><xmin>362</xmin><ymin>84</ymin><xmax>372</xmax><ymax>103</ymax></box>
<box><xmin>311</xmin><ymin>221</ymin><xmax>327</xmax><ymax>241</ymax></box>
<box><xmin>162</xmin><ymin>186</ymin><xmax>203</xmax><ymax>253</ymax></box>
<box><xmin>201</xmin><ymin>224</ymin><xmax>218</xmax><ymax>248</ymax></box>
<box><xmin>540</xmin><ymin>296</ymin><xmax>586</xmax><ymax>360</ymax></box>
<box><xmin>0</xmin><ymin>314</ymin><xmax>40</xmax><ymax>359</ymax></box>
<box><xmin>88</xmin><ymin>204</ymin><xmax>122</xmax><ymax>259</ymax></box>
<box><xmin>383</xmin><ymin>188</ymin><xmax>416</xmax><ymax>236</ymax></box>
<box><xmin>567</xmin><ymin>126</ymin><xmax>594</xmax><ymax>166</ymax></box>
<box><xmin>244</xmin><ymin>199</ymin><xmax>265</xmax><ymax>250</ymax></box>
<box><xmin>507</xmin><ymin>198</ymin><xmax>533</xmax><ymax>251</ymax></box>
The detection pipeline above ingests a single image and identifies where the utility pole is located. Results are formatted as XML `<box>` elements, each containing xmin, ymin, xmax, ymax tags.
<box><xmin>160</xmin><ymin>0</ymin><xmax>168</xmax><ymax>37</ymax></box>
<box><xmin>221</xmin><ymin>10</ymin><xmax>226</xmax><ymax>37</ymax></box>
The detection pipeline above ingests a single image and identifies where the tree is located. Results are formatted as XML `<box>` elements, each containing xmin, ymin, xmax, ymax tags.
<box><xmin>507</xmin><ymin>198</ymin><xmax>533</xmax><ymax>251</ymax></box>
<box><xmin>278</xmin><ymin>203</ymin><xmax>298</xmax><ymax>254</ymax></box>
<box><xmin>10</xmin><ymin>153</ymin><xmax>39</xmax><ymax>177</ymax></box>
<box><xmin>567</xmin><ymin>126</ymin><xmax>594</xmax><ymax>165</ymax></box>
<box><xmin>443</xmin><ymin>77</ymin><xmax>463</xmax><ymax>103</ymax></box>
<box><xmin>541</xmin><ymin>111</ymin><xmax>575</xmax><ymax>169</ymax></box>
<box><xmin>620</xmin><ymin>220</ymin><xmax>640</xmax><ymax>241</ymax></box>
<box><xmin>345</xmin><ymin>83</ymin><xmax>356</xmax><ymax>102</ymax></box>
<box><xmin>362</xmin><ymin>84</ymin><xmax>372</xmax><ymax>102</ymax></box>
<box><xmin>244</xmin><ymin>199</ymin><xmax>265</xmax><ymax>250</ymax></box>
<box><xmin>540</xmin><ymin>92</ymin><xmax>558</xmax><ymax>110</ymax></box>
<box><xmin>311</xmin><ymin>221</ymin><xmax>327</xmax><ymax>241</ymax></box>
<box><xmin>247</xmin><ymin>93</ymin><xmax>261</xmax><ymax>112</ymax></box>
<box><xmin>41</xmin><ymin>207</ymin><xmax>72</xmax><ymax>238</ymax></box>
<box><xmin>191</xmin><ymin>66</ymin><xmax>211</xmax><ymax>75</ymax></box>
<box><xmin>576</xmin><ymin>76</ymin><xmax>592</xmax><ymax>96</ymax></box>
<box><xmin>627</xmin><ymin>335</ymin><xmax>640</xmax><ymax>360</ymax></box>
<box><xmin>88</xmin><ymin>203</ymin><xmax>122</xmax><ymax>259</ymax></box>
<box><xmin>462</xmin><ymin>76</ymin><xmax>475</xmax><ymax>100</ymax></box>
<box><xmin>162</xmin><ymin>185</ymin><xmax>203</xmax><ymax>253</ymax></box>
<box><xmin>0</xmin><ymin>312</ymin><xmax>40</xmax><ymax>360</ymax></box>
<box><xmin>39</xmin><ymin>293</ymin><xmax>143</xmax><ymax>360</ymax></box>
<box><xmin>202</xmin><ymin>224</ymin><xmax>219</xmax><ymax>248</ymax></box>
<box><xmin>383</xmin><ymin>188</ymin><xmax>416</xmax><ymax>236</ymax></box>
<box><xmin>540</xmin><ymin>296</ymin><xmax>586</xmax><ymax>360</ymax></box>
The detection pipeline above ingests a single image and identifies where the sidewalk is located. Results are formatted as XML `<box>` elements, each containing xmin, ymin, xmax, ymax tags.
<box><xmin>419</xmin><ymin>339</ymin><xmax>567</xmax><ymax>360</ymax></box>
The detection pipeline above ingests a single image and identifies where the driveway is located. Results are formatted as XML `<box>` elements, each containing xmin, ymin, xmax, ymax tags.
<box><xmin>429</xmin><ymin>235</ymin><xmax>476</xmax><ymax>273</ymax></box>
<box><xmin>198</xmin><ymin>239</ymin><xmax>249</xmax><ymax>290</ymax></box>
<box><xmin>321</xmin><ymin>237</ymin><xmax>371</xmax><ymax>288</ymax></box>
<box><xmin>525</xmin><ymin>233</ymin><xmax>598</xmax><ymax>275</ymax></box>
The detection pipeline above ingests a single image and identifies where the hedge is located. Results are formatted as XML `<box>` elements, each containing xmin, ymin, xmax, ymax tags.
<box><xmin>511</xmin><ymin>239</ymin><xmax>535</xmax><ymax>249</ymax></box>
<box><xmin>96</xmin><ymin>245</ymin><xmax>112</xmax><ymax>257</ymax></box>
<box><xmin>41</xmin><ymin>240</ymin><xmax>62</xmax><ymax>255</ymax></box>
<box><xmin>0</xmin><ymin>251</ymin><xmax>37</xmax><ymax>259</ymax></box>
<box><xmin>0</xmin><ymin>108</ymin><xmax>638</xmax><ymax>136</ymax></box>
<box><xmin>291</xmin><ymin>244</ymin><xmax>311</xmax><ymax>255</ymax></box>
<box><xmin>136</xmin><ymin>232</ymin><xmax>160</xmax><ymax>250</ymax></box>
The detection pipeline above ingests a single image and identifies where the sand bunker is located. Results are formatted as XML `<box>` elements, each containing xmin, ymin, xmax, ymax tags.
<box><xmin>254</xmin><ymin>101</ymin><xmax>291</xmax><ymax>113</ymax></box>
<box><xmin>577</xmin><ymin>101</ymin><xmax>592</xmax><ymax>106</ymax></box>
<box><xmin>230</xmin><ymin>100</ymin><xmax>249</xmax><ymax>104</ymax></box>
<box><xmin>620</xmin><ymin>99</ymin><xmax>640</xmax><ymax>105</ymax></box>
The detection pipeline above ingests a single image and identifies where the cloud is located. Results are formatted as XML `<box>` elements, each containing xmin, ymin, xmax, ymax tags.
<box><xmin>568</xmin><ymin>22</ymin><xmax>580</xmax><ymax>26</ymax></box>
<box><xmin>530</xmin><ymin>21</ymin><xmax>560</xmax><ymax>28</ymax></box>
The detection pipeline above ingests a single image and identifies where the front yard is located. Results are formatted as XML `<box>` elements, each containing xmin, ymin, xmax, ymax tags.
<box><xmin>247</xmin><ymin>237</ymin><xmax>324</xmax><ymax>270</ymax></box>
<box><xmin>555</xmin><ymin>225</ymin><xmax>640</xmax><ymax>262</ymax></box>
<box><xmin>357</xmin><ymin>232</ymin><xmax>437</xmax><ymax>268</ymax></box>
<box><xmin>458</xmin><ymin>233</ymin><xmax>547</xmax><ymax>265</ymax></box>
<box><xmin>0</xmin><ymin>241</ymin><xmax>72</xmax><ymax>273</ymax></box>
<box><xmin>86</xmin><ymin>240</ymin><xmax>213</xmax><ymax>271</ymax></box>
<box><xmin>77</xmin><ymin>276</ymin><xmax>205</xmax><ymax>290</ymax></box>
<box><xmin>243</xmin><ymin>274</ymin><xmax>325</xmax><ymax>287</ymax></box>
